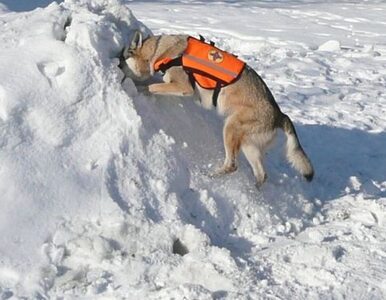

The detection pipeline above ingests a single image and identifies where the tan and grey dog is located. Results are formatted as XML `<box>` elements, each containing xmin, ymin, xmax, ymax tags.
<box><xmin>122</xmin><ymin>32</ymin><xmax>314</xmax><ymax>187</ymax></box>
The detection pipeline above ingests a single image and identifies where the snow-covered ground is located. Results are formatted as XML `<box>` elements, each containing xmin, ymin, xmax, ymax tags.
<box><xmin>0</xmin><ymin>0</ymin><xmax>385</xmax><ymax>298</ymax></box>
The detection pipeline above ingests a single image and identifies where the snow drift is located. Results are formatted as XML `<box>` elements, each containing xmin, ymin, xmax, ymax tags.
<box><xmin>1</xmin><ymin>0</ymin><xmax>386</xmax><ymax>298</ymax></box>
<box><xmin>0</xmin><ymin>0</ymin><xmax>271</xmax><ymax>297</ymax></box>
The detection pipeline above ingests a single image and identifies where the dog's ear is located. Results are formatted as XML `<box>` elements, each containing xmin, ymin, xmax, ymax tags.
<box><xmin>131</xmin><ymin>31</ymin><xmax>143</xmax><ymax>50</ymax></box>
<box><xmin>123</xmin><ymin>31</ymin><xmax>144</xmax><ymax>59</ymax></box>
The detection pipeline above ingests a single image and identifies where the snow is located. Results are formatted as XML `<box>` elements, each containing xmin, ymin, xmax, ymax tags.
<box><xmin>0</xmin><ymin>0</ymin><xmax>386</xmax><ymax>298</ymax></box>
<box><xmin>318</xmin><ymin>40</ymin><xmax>341</xmax><ymax>52</ymax></box>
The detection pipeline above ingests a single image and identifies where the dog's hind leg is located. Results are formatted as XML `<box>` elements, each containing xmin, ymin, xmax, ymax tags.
<box><xmin>212</xmin><ymin>115</ymin><xmax>243</xmax><ymax>176</ymax></box>
<box><xmin>241</xmin><ymin>143</ymin><xmax>267</xmax><ymax>188</ymax></box>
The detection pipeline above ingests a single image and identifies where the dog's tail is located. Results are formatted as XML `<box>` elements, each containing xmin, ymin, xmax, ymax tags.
<box><xmin>280</xmin><ymin>113</ymin><xmax>314</xmax><ymax>181</ymax></box>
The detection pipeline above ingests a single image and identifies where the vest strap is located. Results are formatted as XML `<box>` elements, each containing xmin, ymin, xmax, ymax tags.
<box><xmin>187</xmin><ymin>72</ymin><xmax>196</xmax><ymax>90</ymax></box>
<box><xmin>212</xmin><ymin>82</ymin><xmax>222</xmax><ymax>107</ymax></box>
<box><xmin>156</xmin><ymin>56</ymin><xmax>182</xmax><ymax>73</ymax></box>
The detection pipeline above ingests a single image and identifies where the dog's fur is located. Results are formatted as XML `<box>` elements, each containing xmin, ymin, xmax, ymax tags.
<box><xmin>123</xmin><ymin>33</ymin><xmax>314</xmax><ymax>187</ymax></box>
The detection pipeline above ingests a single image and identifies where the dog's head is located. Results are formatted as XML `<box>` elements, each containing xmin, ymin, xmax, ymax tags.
<box><xmin>122</xmin><ymin>31</ymin><xmax>157</xmax><ymax>81</ymax></box>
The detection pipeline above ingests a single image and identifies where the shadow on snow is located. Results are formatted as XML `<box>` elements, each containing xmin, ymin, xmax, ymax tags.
<box><xmin>126</xmin><ymin>82</ymin><xmax>386</xmax><ymax>257</ymax></box>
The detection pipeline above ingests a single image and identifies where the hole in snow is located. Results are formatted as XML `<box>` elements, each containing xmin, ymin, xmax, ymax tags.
<box><xmin>332</xmin><ymin>245</ymin><xmax>346</xmax><ymax>262</ymax></box>
<box><xmin>0</xmin><ymin>290</ymin><xmax>13</xmax><ymax>300</ymax></box>
<box><xmin>212</xmin><ymin>290</ymin><xmax>228</xmax><ymax>299</ymax></box>
<box><xmin>172</xmin><ymin>239</ymin><xmax>189</xmax><ymax>256</ymax></box>
<box><xmin>60</xmin><ymin>15</ymin><xmax>72</xmax><ymax>42</ymax></box>
<box><xmin>64</xmin><ymin>15</ymin><xmax>72</xmax><ymax>30</ymax></box>
<box><xmin>118</xmin><ymin>47</ymin><xmax>131</xmax><ymax>83</ymax></box>
<box><xmin>64</xmin><ymin>14</ymin><xmax>72</xmax><ymax>28</ymax></box>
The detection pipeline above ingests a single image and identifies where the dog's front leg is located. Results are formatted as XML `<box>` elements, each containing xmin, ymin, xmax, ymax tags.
<box><xmin>148</xmin><ymin>82</ymin><xmax>193</xmax><ymax>96</ymax></box>
<box><xmin>149</xmin><ymin>67</ymin><xmax>194</xmax><ymax>96</ymax></box>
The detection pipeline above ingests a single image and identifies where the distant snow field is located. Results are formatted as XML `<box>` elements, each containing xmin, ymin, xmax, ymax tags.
<box><xmin>0</xmin><ymin>0</ymin><xmax>386</xmax><ymax>298</ymax></box>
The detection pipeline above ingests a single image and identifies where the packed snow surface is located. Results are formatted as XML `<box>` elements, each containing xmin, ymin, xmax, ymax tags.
<box><xmin>0</xmin><ymin>0</ymin><xmax>386</xmax><ymax>298</ymax></box>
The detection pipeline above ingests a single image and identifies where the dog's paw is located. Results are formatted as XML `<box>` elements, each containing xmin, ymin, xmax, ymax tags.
<box><xmin>136</xmin><ymin>85</ymin><xmax>151</xmax><ymax>95</ymax></box>
<box><xmin>148</xmin><ymin>84</ymin><xmax>160</xmax><ymax>94</ymax></box>
<box><xmin>209</xmin><ymin>164</ymin><xmax>237</xmax><ymax>178</ymax></box>
<box><xmin>255</xmin><ymin>173</ymin><xmax>268</xmax><ymax>190</ymax></box>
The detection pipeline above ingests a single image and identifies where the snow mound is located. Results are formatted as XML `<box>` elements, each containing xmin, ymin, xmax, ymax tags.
<box><xmin>0</xmin><ymin>0</ymin><xmax>279</xmax><ymax>298</ymax></box>
<box><xmin>318</xmin><ymin>40</ymin><xmax>341</xmax><ymax>52</ymax></box>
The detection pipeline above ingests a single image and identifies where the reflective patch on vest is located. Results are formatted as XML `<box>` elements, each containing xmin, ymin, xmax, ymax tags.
<box><xmin>208</xmin><ymin>50</ymin><xmax>224</xmax><ymax>63</ymax></box>
<box><xmin>184</xmin><ymin>54</ymin><xmax>239</xmax><ymax>78</ymax></box>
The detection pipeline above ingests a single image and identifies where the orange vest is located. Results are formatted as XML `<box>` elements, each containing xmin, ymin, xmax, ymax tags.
<box><xmin>154</xmin><ymin>36</ymin><xmax>245</xmax><ymax>90</ymax></box>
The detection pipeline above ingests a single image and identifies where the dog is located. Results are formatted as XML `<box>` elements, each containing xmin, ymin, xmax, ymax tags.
<box><xmin>122</xmin><ymin>32</ymin><xmax>314</xmax><ymax>187</ymax></box>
